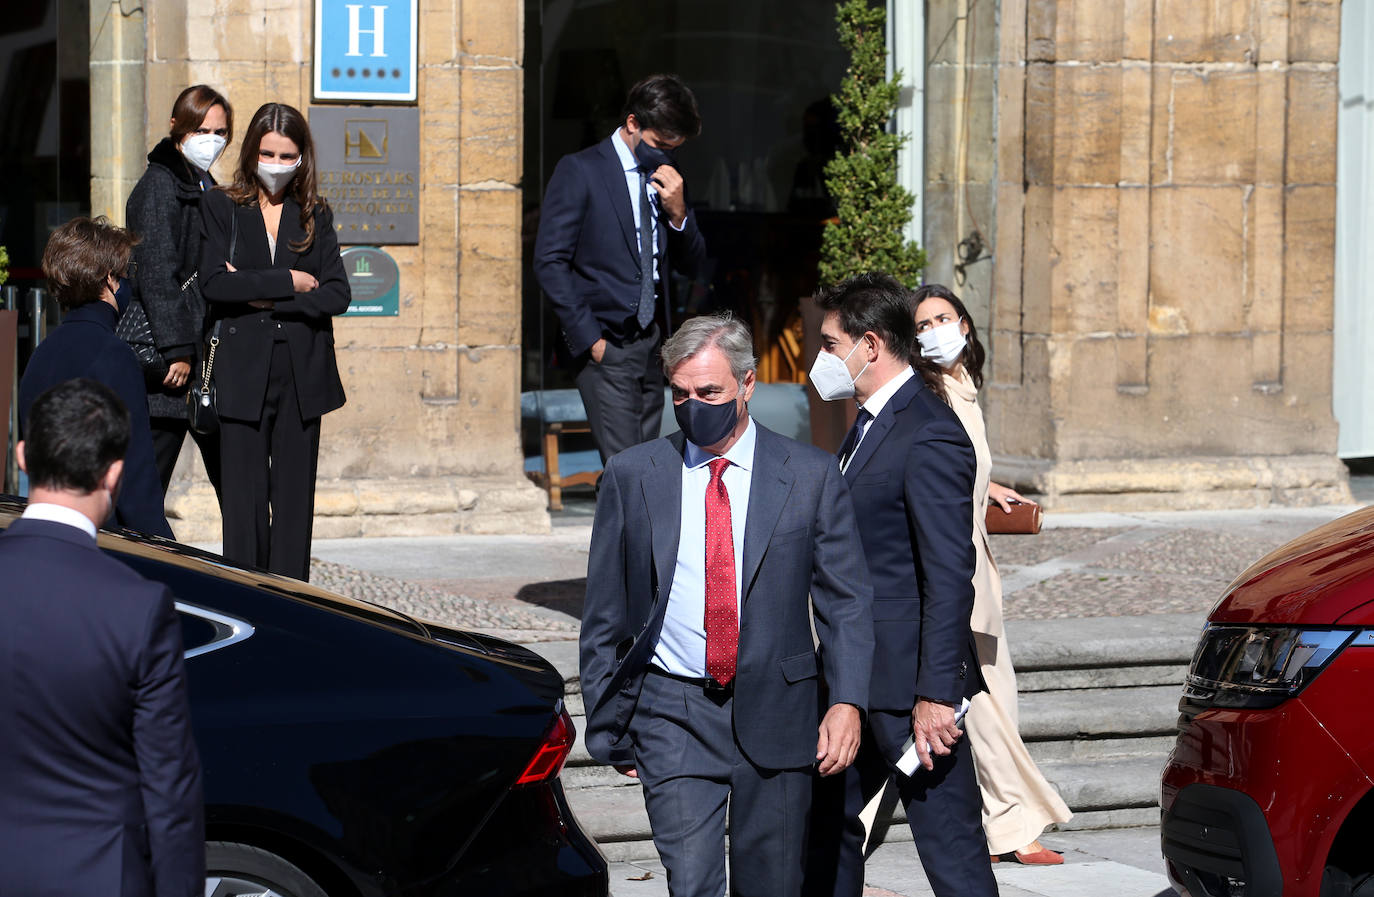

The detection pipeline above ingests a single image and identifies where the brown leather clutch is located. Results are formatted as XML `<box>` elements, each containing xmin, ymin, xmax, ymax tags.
<box><xmin>986</xmin><ymin>499</ymin><xmax>1042</xmax><ymax>535</ymax></box>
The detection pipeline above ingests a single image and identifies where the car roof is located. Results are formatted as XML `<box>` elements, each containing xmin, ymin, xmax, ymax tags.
<box><xmin>0</xmin><ymin>494</ymin><xmax>430</xmax><ymax>637</ymax></box>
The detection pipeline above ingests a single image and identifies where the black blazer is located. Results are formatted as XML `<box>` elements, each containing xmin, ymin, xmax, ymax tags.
<box><xmin>0</xmin><ymin>517</ymin><xmax>203</xmax><ymax>897</ymax></box>
<box><xmin>841</xmin><ymin>374</ymin><xmax>980</xmax><ymax>754</ymax></box>
<box><xmin>533</xmin><ymin>134</ymin><xmax>708</xmax><ymax>357</ymax></box>
<box><xmin>579</xmin><ymin>425</ymin><xmax>874</xmax><ymax>769</ymax></box>
<box><xmin>198</xmin><ymin>188</ymin><xmax>349</xmax><ymax>422</ymax></box>
<box><xmin>17</xmin><ymin>302</ymin><xmax>174</xmax><ymax>538</ymax></box>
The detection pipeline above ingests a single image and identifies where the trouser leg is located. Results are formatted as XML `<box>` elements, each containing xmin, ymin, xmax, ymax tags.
<box><xmin>728</xmin><ymin>756</ymin><xmax>811</xmax><ymax>897</ymax></box>
<box><xmin>187</xmin><ymin>420</ymin><xmax>224</xmax><ymax>505</ymax></box>
<box><xmin>218</xmin><ymin>413</ymin><xmax>272</xmax><ymax>571</ymax></box>
<box><xmin>149</xmin><ymin>416</ymin><xmax>189</xmax><ymax>496</ymax></box>
<box><xmin>637</xmin><ymin>329</ymin><xmax>665</xmax><ymax>443</ymax></box>
<box><xmin>632</xmin><ymin>673</ymin><xmax>732</xmax><ymax>897</ymax></box>
<box><xmin>265</xmin><ymin>342</ymin><xmax>320</xmax><ymax>582</ymax></box>
<box><xmin>803</xmin><ymin>728</ymin><xmax>891</xmax><ymax>897</ymax></box>
<box><xmin>574</xmin><ymin>323</ymin><xmax>660</xmax><ymax>463</ymax></box>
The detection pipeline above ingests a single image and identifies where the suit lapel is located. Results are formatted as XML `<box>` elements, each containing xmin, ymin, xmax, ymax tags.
<box><xmin>741</xmin><ymin>426</ymin><xmax>795</xmax><ymax>597</ymax></box>
<box><xmin>642</xmin><ymin>434</ymin><xmax>685</xmax><ymax>603</ymax></box>
<box><xmin>274</xmin><ymin>197</ymin><xmax>305</xmax><ymax>269</ymax></box>
<box><xmin>595</xmin><ymin>137</ymin><xmax>640</xmax><ymax>260</ymax></box>
<box><xmin>843</xmin><ymin>376</ymin><xmax>922</xmax><ymax>481</ymax></box>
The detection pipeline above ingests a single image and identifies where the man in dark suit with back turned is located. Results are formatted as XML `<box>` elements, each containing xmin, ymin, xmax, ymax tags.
<box><xmin>534</xmin><ymin>73</ymin><xmax>709</xmax><ymax>462</ymax></box>
<box><xmin>0</xmin><ymin>379</ymin><xmax>204</xmax><ymax>897</ymax></box>
<box><xmin>579</xmin><ymin>313</ymin><xmax>874</xmax><ymax>897</ymax></box>
<box><xmin>804</xmin><ymin>274</ymin><xmax>998</xmax><ymax>897</ymax></box>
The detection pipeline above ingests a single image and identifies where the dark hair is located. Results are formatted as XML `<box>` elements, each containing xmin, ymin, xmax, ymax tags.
<box><xmin>814</xmin><ymin>272</ymin><xmax>916</xmax><ymax>362</ymax></box>
<box><xmin>622</xmin><ymin>74</ymin><xmax>702</xmax><ymax>140</ymax></box>
<box><xmin>223</xmin><ymin>103</ymin><xmax>322</xmax><ymax>252</ymax></box>
<box><xmin>169</xmin><ymin>84</ymin><xmax>234</xmax><ymax>146</ymax></box>
<box><xmin>23</xmin><ymin>379</ymin><xmax>130</xmax><ymax>493</ymax></box>
<box><xmin>912</xmin><ymin>283</ymin><xmax>986</xmax><ymax>392</ymax></box>
<box><xmin>41</xmin><ymin>216</ymin><xmax>139</xmax><ymax>310</ymax></box>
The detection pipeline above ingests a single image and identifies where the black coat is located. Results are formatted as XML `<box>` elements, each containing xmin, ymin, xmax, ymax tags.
<box><xmin>17</xmin><ymin>302</ymin><xmax>175</xmax><ymax>538</ymax></box>
<box><xmin>0</xmin><ymin>517</ymin><xmax>203</xmax><ymax>897</ymax></box>
<box><xmin>126</xmin><ymin>137</ymin><xmax>214</xmax><ymax>419</ymax></box>
<box><xmin>198</xmin><ymin>189</ymin><xmax>349</xmax><ymax>422</ymax></box>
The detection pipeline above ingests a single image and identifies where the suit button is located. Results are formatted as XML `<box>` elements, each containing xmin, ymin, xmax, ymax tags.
<box><xmin>228</xmin><ymin>326</ymin><xmax>237</xmax><ymax>334</ymax></box>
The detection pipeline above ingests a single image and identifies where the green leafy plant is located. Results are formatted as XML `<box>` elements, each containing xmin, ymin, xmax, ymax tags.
<box><xmin>0</xmin><ymin>245</ymin><xmax>8</xmax><ymax>288</ymax></box>
<box><xmin>819</xmin><ymin>0</ymin><xmax>926</xmax><ymax>288</ymax></box>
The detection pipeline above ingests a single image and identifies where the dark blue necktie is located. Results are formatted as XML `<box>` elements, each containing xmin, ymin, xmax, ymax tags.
<box><xmin>636</xmin><ymin>170</ymin><xmax>656</xmax><ymax>330</ymax></box>
<box><xmin>838</xmin><ymin>408</ymin><xmax>873</xmax><ymax>469</ymax></box>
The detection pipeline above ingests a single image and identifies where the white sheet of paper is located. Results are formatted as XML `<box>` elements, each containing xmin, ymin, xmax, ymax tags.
<box><xmin>896</xmin><ymin>697</ymin><xmax>971</xmax><ymax>776</ymax></box>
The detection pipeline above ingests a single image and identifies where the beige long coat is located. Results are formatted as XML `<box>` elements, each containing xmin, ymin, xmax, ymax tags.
<box><xmin>943</xmin><ymin>368</ymin><xmax>1072</xmax><ymax>854</ymax></box>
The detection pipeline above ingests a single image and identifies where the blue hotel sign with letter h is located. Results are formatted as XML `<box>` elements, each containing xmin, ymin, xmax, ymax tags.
<box><xmin>314</xmin><ymin>0</ymin><xmax>418</xmax><ymax>103</ymax></box>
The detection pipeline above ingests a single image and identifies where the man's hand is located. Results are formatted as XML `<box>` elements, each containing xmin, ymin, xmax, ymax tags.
<box><xmin>911</xmin><ymin>698</ymin><xmax>962</xmax><ymax>772</ymax></box>
<box><xmin>590</xmin><ymin>338</ymin><xmax>608</xmax><ymax>364</ymax></box>
<box><xmin>613</xmin><ymin>764</ymin><xmax>638</xmax><ymax>779</ymax></box>
<box><xmin>649</xmin><ymin>165</ymin><xmax>687</xmax><ymax>227</ymax></box>
<box><xmin>988</xmin><ymin>481</ymin><xmax>1029</xmax><ymax>513</ymax></box>
<box><xmin>816</xmin><ymin>703</ymin><xmax>861</xmax><ymax>776</ymax></box>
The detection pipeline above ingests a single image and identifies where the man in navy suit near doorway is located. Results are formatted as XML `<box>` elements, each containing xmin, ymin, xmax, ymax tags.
<box><xmin>0</xmin><ymin>379</ymin><xmax>204</xmax><ymax>897</ymax></box>
<box><xmin>579</xmin><ymin>313</ymin><xmax>874</xmax><ymax>897</ymax></box>
<box><xmin>534</xmin><ymin>73</ymin><xmax>709</xmax><ymax>462</ymax></box>
<box><xmin>803</xmin><ymin>274</ymin><xmax>998</xmax><ymax>897</ymax></box>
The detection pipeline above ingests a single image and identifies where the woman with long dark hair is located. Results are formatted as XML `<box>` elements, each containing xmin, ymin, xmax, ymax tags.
<box><xmin>199</xmin><ymin>103</ymin><xmax>350</xmax><ymax>581</ymax></box>
<box><xmin>124</xmin><ymin>84</ymin><xmax>232</xmax><ymax>499</ymax></box>
<box><xmin>912</xmin><ymin>283</ymin><xmax>1072</xmax><ymax>865</ymax></box>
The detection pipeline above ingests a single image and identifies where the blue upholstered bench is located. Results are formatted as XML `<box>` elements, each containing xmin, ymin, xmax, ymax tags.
<box><xmin>522</xmin><ymin>383</ymin><xmax>812</xmax><ymax>510</ymax></box>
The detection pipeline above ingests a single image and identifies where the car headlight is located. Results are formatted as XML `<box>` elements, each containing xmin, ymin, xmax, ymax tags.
<box><xmin>1182</xmin><ymin>625</ymin><xmax>1356</xmax><ymax>710</ymax></box>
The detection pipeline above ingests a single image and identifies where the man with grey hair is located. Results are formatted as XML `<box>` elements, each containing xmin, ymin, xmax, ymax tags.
<box><xmin>580</xmin><ymin>312</ymin><xmax>875</xmax><ymax>897</ymax></box>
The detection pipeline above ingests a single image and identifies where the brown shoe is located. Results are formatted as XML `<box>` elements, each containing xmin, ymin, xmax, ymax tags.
<box><xmin>990</xmin><ymin>841</ymin><xmax>1065</xmax><ymax>865</ymax></box>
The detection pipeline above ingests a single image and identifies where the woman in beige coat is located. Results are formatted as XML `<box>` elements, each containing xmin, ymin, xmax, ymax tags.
<box><xmin>912</xmin><ymin>283</ymin><xmax>1072</xmax><ymax>865</ymax></box>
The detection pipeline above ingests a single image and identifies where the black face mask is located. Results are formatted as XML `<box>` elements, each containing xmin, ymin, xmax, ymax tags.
<box><xmin>674</xmin><ymin>396</ymin><xmax>740</xmax><ymax>448</ymax></box>
<box><xmin>634</xmin><ymin>139</ymin><xmax>677</xmax><ymax>173</ymax></box>
<box><xmin>112</xmin><ymin>276</ymin><xmax>133</xmax><ymax>316</ymax></box>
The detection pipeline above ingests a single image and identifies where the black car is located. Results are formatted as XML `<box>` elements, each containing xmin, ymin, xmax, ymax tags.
<box><xmin>0</xmin><ymin>497</ymin><xmax>607</xmax><ymax>897</ymax></box>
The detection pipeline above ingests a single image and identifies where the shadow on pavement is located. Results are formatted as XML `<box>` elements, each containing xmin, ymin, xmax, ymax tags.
<box><xmin>516</xmin><ymin>577</ymin><xmax>587</xmax><ymax>621</ymax></box>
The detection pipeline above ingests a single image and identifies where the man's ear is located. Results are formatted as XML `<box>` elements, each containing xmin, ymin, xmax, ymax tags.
<box><xmin>15</xmin><ymin>440</ymin><xmax>26</xmax><ymax>474</ymax></box>
<box><xmin>102</xmin><ymin>459</ymin><xmax>125</xmax><ymax>495</ymax></box>
<box><xmin>740</xmin><ymin>369</ymin><xmax>757</xmax><ymax>403</ymax></box>
<box><xmin>863</xmin><ymin>331</ymin><xmax>883</xmax><ymax>362</ymax></box>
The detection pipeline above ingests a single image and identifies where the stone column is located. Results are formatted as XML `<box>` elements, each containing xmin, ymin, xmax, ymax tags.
<box><xmin>99</xmin><ymin>0</ymin><xmax>550</xmax><ymax>538</ymax></box>
<box><xmin>944</xmin><ymin>0</ymin><xmax>1351</xmax><ymax>510</ymax></box>
<box><xmin>89</xmin><ymin>0</ymin><xmax>146</xmax><ymax>222</ymax></box>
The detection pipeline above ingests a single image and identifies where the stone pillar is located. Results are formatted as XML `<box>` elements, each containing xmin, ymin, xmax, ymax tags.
<box><xmin>936</xmin><ymin>0</ymin><xmax>1351</xmax><ymax>510</ymax></box>
<box><xmin>94</xmin><ymin>0</ymin><xmax>550</xmax><ymax>538</ymax></box>
<box><xmin>89</xmin><ymin>0</ymin><xmax>146</xmax><ymax>222</ymax></box>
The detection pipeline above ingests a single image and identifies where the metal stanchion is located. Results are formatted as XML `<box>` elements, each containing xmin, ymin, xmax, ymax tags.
<box><xmin>27</xmin><ymin>286</ymin><xmax>49</xmax><ymax>350</ymax></box>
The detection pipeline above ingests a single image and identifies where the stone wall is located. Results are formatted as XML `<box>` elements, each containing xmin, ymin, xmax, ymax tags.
<box><xmin>89</xmin><ymin>0</ymin><xmax>549</xmax><ymax>539</ymax></box>
<box><xmin>926</xmin><ymin>0</ymin><xmax>1351</xmax><ymax>509</ymax></box>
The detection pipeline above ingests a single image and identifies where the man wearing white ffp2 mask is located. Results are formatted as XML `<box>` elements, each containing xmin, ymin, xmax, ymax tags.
<box><xmin>809</xmin><ymin>336</ymin><xmax>872</xmax><ymax>402</ymax></box>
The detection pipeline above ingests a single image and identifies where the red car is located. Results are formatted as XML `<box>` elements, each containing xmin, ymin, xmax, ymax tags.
<box><xmin>1162</xmin><ymin>507</ymin><xmax>1374</xmax><ymax>897</ymax></box>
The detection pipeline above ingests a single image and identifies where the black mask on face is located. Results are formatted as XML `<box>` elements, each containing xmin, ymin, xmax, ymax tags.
<box><xmin>674</xmin><ymin>395</ymin><xmax>741</xmax><ymax>448</ymax></box>
<box><xmin>634</xmin><ymin>139</ymin><xmax>677</xmax><ymax>173</ymax></box>
<box><xmin>112</xmin><ymin>276</ymin><xmax>133</xmax><ymax>316</ymax></box>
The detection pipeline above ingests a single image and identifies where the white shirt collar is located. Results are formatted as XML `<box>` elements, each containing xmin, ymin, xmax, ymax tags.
<box><xmin>21</xmin><ymin>502</ymin><xmax>99</xmax><ymax>540</ymax></box>
<box><xmin>859</xmin><ymin>365</ymin><xmax>916</xmax><ymax>419</ymax></box>
<box><xmin>684</xmin><ymin>416</ymin><xmax>757</xmax><ymax>472</ymax></box>
<box><xmin>611</xmin><ymin>127</ymin><xmax>638</xmax><ymax>173</ymax></box>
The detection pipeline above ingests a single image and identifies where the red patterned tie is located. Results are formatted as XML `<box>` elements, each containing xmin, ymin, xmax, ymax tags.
<box><xmin>704</xmin><ymin>457</ymin><xmax>738</xmax><ymax>685</ymax></box>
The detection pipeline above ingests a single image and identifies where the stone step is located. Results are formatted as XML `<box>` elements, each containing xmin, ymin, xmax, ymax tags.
<box><xmin>563</xmin><ymin>753</ymin><xmax>1169</xmax><ymax>851</ymax></box>
<box><xmin>566</xmin><ymin>683</ymin><xmax>1181</xmax><ymax>769</ymax></box>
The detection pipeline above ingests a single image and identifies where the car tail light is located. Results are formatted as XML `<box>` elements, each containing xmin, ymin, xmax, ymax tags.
<box><xmin>515</xmin><ymin>704</ymin><xmax>576</xmax><ymax>786</ymax></box>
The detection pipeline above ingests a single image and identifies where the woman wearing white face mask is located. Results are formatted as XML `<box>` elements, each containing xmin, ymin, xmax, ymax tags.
<box><xmin>124</xmin><ymin>84</ymin><xmax>233</xmax><ymax>500</ymax></box>
<box><xmin>199</xmin><ymin>102</ymin><xmax>350</xmax><ymax>582</ymax></box>
<box><xmin>911</xmin><ymin>283</ymin><xmax>1072</xmax><ymax>865</ymax></box>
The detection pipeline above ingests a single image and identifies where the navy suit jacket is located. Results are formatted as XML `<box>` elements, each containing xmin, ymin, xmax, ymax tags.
<box><xmin>579</xmin><ymin>424</ymin><xmax>874</xmax><ymax>770</ymax></box>
<box><xmin>533</xmin><ymin>134</ymin><xmax>708</xmax><ymax>357</ymax></box>
<box><xmin>18</xmin><ymin>303</ymin><xmax>174</xmax><ymax>538</ymax></box>
<box><xmin>0</xmin><ymin>517</ymin><xmax>204</xmax><ymax>897</ymax></box>
<box><xmin>842</xmin><ymin>375</ymin><xmax>980</xmax><ymax>759</ymax></box>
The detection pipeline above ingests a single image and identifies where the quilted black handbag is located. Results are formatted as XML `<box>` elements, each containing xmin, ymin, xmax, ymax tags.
<box><xmin>114</xmin><ymin>297</ymin><xmax>169</xmax><ymax>389</ymax></box>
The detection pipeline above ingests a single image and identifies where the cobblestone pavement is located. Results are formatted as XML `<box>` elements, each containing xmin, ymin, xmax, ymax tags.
<box><xmin>302</xmin><ymin>496</ymin><xmax>1371</xmax><ymax>640</ymax></box>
